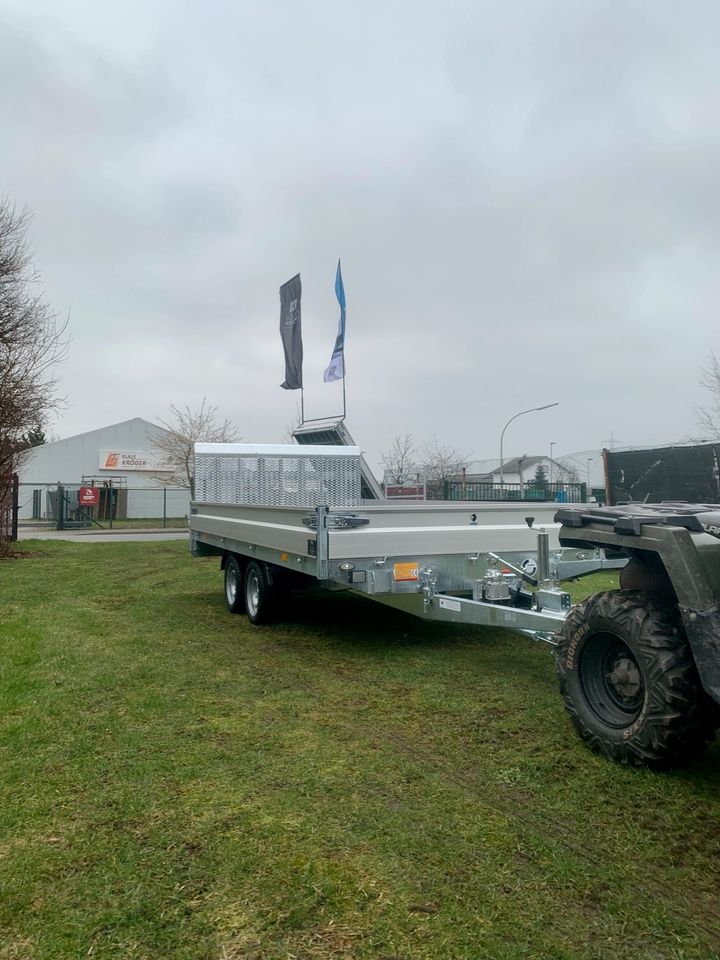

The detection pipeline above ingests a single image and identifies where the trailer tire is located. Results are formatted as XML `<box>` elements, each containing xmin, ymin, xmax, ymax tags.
<box><xmin>224</xmin><ymin>555</ymin><xmax>246</xmax><ymax>614</ymax></box>
<box><xmin>244</xmin><ymin>561</ymin><xmax>277</xmax><ymax>625</ymax></box>
<box><xmin>556</xmin><ymin>590</ymin><xmax>708</xmax><ymax>768</ymax></box>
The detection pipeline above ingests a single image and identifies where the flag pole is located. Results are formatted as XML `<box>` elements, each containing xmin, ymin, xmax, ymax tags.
<box><xmin>341</xmin><ymin>258</ymin><xmax>346</xmax><ymax>421</ymax></box>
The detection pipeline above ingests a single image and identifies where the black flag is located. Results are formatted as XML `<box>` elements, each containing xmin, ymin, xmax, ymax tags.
<box><xmin>279</xmin><ymin>274</ymin><xmax>303</xmax><ymax>390</ymax></box>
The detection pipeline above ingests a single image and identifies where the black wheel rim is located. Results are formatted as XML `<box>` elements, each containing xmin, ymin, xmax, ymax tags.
<box><xmin>579</xmin><ymin>632</ymin><xmax>645</xmax><ymax>728</ymax></box>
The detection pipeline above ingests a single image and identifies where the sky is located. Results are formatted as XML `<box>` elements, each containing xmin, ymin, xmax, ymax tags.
<box><xmin>2</xmin><ymin>0</ymin><xmax>719</xmax><ymax>473</ymax></box>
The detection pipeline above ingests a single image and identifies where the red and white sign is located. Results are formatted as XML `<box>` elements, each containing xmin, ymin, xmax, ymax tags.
<box><xmin>79</xmin><ymin>486</ymin><xmax>100</xmax><ymax>506</ymax></box>
<box><xmin>98</xmin><ymin>450</ymin><xmax>173</xmax><ymax>472</ymax></box>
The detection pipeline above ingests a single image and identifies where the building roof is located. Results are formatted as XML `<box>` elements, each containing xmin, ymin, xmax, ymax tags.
<box><xmin>461</xmin><ymin>455</ymin><xmax>571</xmax><ymax>479</ymax></box>
<box><xmin>495</xmin><ymin>456</ymin><xmax>547</xmax><ymax>475</ymax></box>
<box><xmin>464</xmin><ymin>458</ymin><xmax>501</xmax><ymax>476</ymax></box>
<box><xmin>43</xmin><ymin>417</ymin><xmax>166</xmax><ymax>446</ymax></box>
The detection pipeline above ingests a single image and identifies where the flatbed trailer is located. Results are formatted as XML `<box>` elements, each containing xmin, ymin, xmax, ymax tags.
<box><xmin>189</xmin><ymin>443</ymin><xmax>622</xmax><ymax>643</ymax></box>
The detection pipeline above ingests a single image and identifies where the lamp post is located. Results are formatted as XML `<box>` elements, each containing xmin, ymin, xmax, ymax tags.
<box><xmin>549</xmin><ymin>442</ymin><xmax>556</xmax><ymax>486</ymax></box>
<box><xmin>586</xmin><ymin>458</ymin><xmax>593</xmax><ymax>501</ymax></box>
<box><xmin>499</xmin><ymin>403</ymin><xmax>559</xmax><ymax>486</ymax></box>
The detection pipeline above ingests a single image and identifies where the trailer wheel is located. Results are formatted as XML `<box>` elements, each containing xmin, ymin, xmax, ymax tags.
<box><xmin>556</xmin><ymin>590</ymin><xmax>708</xmax><ymax>768</ymax></box>
<box><xmin>224</xmin><ymin>556</ymin><xmax>246</xmax><ymax>614</ymax></box>
<box><xmin>244</xmin><ymin>561</ymin><xmax>277</xmax><ymax>625</ymax></box>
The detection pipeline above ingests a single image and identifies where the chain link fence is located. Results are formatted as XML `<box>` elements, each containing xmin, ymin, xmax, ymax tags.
<box><xmin>559</xmin><ymin>441</ymin><xmax>720</xmax><ymax>505</ymax></box>
<box><xmin>556</xmin><ymin>450</ymin><xmax>607</xmax><ymax>501</ymax></box>
<box><xmin>18</xmin><ymin>483</ymin><xmax>190</xmax><ymax>529</ymax></box>
<box><xmin>604</xmin><ymin>441</ymin><xmax>720</xmax><ymax>504</ymax></box>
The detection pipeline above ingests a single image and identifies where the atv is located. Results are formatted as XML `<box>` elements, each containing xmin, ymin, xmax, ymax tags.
<box><xmin>555</xmin><ymin>503</ymin><xmax>720</xmax><ymax>768</ymax></box>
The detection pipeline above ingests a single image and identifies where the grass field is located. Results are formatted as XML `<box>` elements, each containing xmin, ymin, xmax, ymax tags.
<box><xmin>1</xmin><ymin>541</ymin><xmax>720</xmax><ymax>960</ymax></box>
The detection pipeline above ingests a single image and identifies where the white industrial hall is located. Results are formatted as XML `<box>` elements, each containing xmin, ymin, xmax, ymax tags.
<box><xmin>17</xmin><ymin>418</ymin><xmax>190</xmax><ymax>522</ymax></box>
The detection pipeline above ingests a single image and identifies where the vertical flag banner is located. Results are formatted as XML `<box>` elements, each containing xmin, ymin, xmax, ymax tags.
<box><xmin>323</xmin><ymin>260</ymin><xmax>346</xmax><ymax>383</ymax></box>
<box><xmin>279</xmin><ymin>274</ymin><xmax>303</xmax><ymax>390</ymax></box>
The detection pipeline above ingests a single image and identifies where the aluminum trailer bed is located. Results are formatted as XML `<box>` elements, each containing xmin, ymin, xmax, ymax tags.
<box><xmin>189</xmin><ymin>443</ymin><xmax>623</xmax><ymax>641</ymax></box>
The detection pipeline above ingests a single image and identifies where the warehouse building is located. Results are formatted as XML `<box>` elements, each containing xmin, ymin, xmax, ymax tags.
<box><xmin>17</xmin><ymin>418</ymin><xmax>190</xmax><ymax>522</ymax></box>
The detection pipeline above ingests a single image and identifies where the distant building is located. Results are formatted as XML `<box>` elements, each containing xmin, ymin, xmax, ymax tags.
<box><xmin>17</xmin><ymin>418</ymin><xmax>189</xmax><ymax>521</ymax></box>
<box><xmin>382</xmin><ymin>455</ymin><xmax>576</xmax><ymax>500</ymax></box>
<box><xmin>462</xmin><ymin>456</ymin><xmax>574</xmax><ymax>485</ymax></box>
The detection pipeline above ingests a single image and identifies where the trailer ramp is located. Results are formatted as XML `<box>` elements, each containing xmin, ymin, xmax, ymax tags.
<box><xmin>292</xmin><ymin>418</ymin><xmax>384</xmax><ymax>501</ymax></box>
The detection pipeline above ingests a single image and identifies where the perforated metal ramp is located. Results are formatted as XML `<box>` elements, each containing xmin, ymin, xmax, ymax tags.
<box><xmin>292</xmin><ymin>418</ymin><xmax>384</xmax><ymax>500</ymax></box>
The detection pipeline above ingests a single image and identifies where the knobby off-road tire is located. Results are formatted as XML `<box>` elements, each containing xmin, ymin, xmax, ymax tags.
<box><xmin>244</xmin><ymin>560</ymin><xmax>279</xmax><ymax>626</ymax></box>
<box><xmin>556</xmin><ymin>590</ymin><xmax>710</xmax><ymax>768</ymax></box>
<box><xmin>224</xmin><ymin>556</ymin><xmax>246</xmax><ymax>614</ymax></box>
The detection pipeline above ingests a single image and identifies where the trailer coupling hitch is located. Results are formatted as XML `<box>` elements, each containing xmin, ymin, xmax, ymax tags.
<box><xmin>487</xmin><ymin>529</ymin><xmax>571</xmax><ymax>615</ymax></box>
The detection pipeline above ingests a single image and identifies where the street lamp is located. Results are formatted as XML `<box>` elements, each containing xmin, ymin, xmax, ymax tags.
<box><xmin>499</xmin><ymin>403</ymin><xmax>559</xmax><ymax>486</ymax></box>
<box><xmin>549</xmin><ymin>442</ymin><xmax>556</xmax><ymax>486</ymax></box>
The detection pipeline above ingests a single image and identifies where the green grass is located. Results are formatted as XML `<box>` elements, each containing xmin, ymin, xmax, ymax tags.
<box><xmin>1</xmin><ymin>542</ymin><xmax>719</xmax><ymax>960</ymax></box>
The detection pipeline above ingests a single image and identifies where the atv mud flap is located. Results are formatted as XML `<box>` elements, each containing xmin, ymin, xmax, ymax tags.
<box><xmin>680</xmin><ymin>603</ymin><xmax>720</xmax><ymax>706</ymax></box>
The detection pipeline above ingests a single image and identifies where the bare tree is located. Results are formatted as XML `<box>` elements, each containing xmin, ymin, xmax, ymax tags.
<box><xmin>556</xmin><ymin>456</ymin><xmax>580</xmax><ymax>484</ymax></box>
<box><xmin>151</xmin><ymin>398</ymin><xmax>240</xmax><ymax>495</ymax></box>
<box><xmin>0</xmin><ymin>200</ymin><xmax>68</xmax><ymax>555</ymax></box>
<box><xmin>695</xmin><ymin>351</ymin><xmax>720</xmax><ymax>439</ymax></box>
<box><xmin>421</xmin><ymin>435</ymin><xmax>469</xmax><ymax>499</ymax></box>
<box><xmin>380</xmin><ymin>432</ymin><xmax>417</xmax><ymax>485</ymax></box>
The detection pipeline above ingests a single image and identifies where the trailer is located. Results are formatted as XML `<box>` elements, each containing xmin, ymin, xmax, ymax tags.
<box><xmin>190</xmin><ymin>441</ymin><xmax>620</xmax><ymax>623</ymax></box>
<box><xmin>190</xmin><ymin>442</ymin><xmax>720</xmax><ymax>768</ymax></box>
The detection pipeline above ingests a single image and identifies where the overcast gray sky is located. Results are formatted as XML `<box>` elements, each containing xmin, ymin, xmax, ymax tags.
<box><xmin>2</xmin><ymin>0</ymin><xmax>719</xmax><ymax>470</ymax></box>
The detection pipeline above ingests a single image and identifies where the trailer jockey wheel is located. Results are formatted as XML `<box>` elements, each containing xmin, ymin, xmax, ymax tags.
<box><xmin>556</xmin><ymin>590</ymin><xmax>709</xmax><ymax>768</ymax></box>
<box><xmin>244</xmin><ymin>560</ymin><xmax>278</xmax><ymax>625</ymax></box>
<box><xmin>224</xmin><ymin>556</ymin><xmax>246</xmax><ymax>614</ymax></box>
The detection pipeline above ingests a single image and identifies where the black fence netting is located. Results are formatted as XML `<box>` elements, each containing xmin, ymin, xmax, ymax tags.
<box><xmin>605</xmin><ymin>443</ymin><xmax>720</xmax><ymax>505</ymax></box>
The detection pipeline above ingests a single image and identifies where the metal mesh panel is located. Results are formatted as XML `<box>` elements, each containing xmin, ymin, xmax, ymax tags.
<box><xmin>194</xmin><ymin>451</ymin><xmax>362</xmax><ymax>507</ymax></box>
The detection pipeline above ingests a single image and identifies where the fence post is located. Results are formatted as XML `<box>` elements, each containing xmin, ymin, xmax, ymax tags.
<box><xmin>11</xmin><ymin>474</ymin><xmax>19</xmax><ymax>542</ymax></box>
<box><xmin>602</xmin><ymin>448</ymin><xmax>611</xmax><ymax>505</ymax></box>
<box><xmin>163</xmin><ymin>488</ymin><xmax>167</xmax><ymax>529</ymax></box>
<box><xmin>57</xmin><ymin>484</ymin><xmax>64</xmax><ymax>530</ymax></box>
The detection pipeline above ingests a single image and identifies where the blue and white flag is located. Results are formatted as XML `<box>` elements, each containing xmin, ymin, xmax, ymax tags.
<box><xmin>323</xmin><ymin>260</ymin><xmax>346</xmax><ymax>383</ymax></box>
